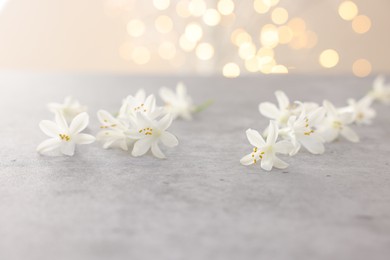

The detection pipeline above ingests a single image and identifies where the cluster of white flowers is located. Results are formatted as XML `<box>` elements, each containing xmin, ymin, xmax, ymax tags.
<box><xmin>241</xmin><ymin>76</ymin><xmax>390</xmax><ymax>171</ymax></box>
<box><xmin>37</xmin><ymin>83</ymin><xmax>199</xmax><ymax>158</ymax></box>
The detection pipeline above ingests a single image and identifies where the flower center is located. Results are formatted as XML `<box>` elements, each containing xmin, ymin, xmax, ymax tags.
<box><xmin>139</xmin><ymin>127</ymin><xmax>153</xmax><ymax>136</ymax></box>
<box><xmin>251</xmin><ymin>147</ymin><xmax>265</xmax><ymax>164</ymax></box>
<box><xmin>133</xmin><ymin>103</ymin><xmax>147</xmax><ymax>112</ymax></box>
<box><xmin>357</xmin><ymin>112</ymin><xmax>364</xmax><ymax>120</ymax></box>
<box><xmin>303</xmin><ymin>117</ymin><xmax>315</xmax><ymax>136</ymax></box>
<box><xmin>59</xmin><ymin>134</ymin><xmax>71</xmax><ymax>141</ymax></box>
<box><xmin>332</xmin><ymin>121</ymin><xmax>343</xmax><ymax>129</ymax></box>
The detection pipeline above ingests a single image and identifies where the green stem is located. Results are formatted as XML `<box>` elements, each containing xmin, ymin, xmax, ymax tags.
<box><xmin>194</xmin><ymin>100</ymin><xmax>214</xmax><ymax>113</ymax></box>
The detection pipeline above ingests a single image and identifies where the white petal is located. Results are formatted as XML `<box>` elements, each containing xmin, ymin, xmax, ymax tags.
<box><xmin>135</xmin><ymin>89</ymin><xmax>146</xmax><ymax>101</ymax></box>
<box><xmin>159</xmin><ymin>87</ymin><xmax>176</xmax><ymax>104</ymax></box>
<box><xmin>341</xmin><ymin>126</ymin><xmax>359</xmax><ymax>143</ymax></box>
<box><xmin>177</xmin><ymin>82</ymin><xmax>187</xmax><ymax>97</ymax></box>
<box><xmin>37</xmin><ymin>138</ymin><xmax>61</xmax><ymax>154</ymax></box>
<box><xmin>61</xmin><ymin>142</ymin><xmax>76</xmax><ymax>156</ymax></box>
<box><xmin>319</xmin><ymin>127</ymin><xmax>339</xmax><ymax>143</ymax></box>
<box><xmin>39</xmin><ymin>120</ymin><xmax>59</xmax><ymax>137</ymax></box>
<box><xmin>308</xmin><ymin>107</ymin><xmax>326</xmax><ymax>126</ymax></box>
<box><xmin>73</xmin><ymin>134</ymin><xmax>96</xmax><ymax>144</ymax></box>
<box><xmin>273</xmin><ymin>156</ymin><xmax>289</xmax><ymax>169</ymax></box>
<box><xmin>259</xmin><ymin>102</ymin><xmax>279</xmax><ymax>119</ymax></box>
<box><xmin>97</xmin><ymin>110</ymin><xmax>116</xmax><ymax>125</ymax></box>
<box><xmin>55</xmin><ymin>111</ymin><xmax>68</xmax><ymax>132</ymax></box>
<box><xmin>240</xmin><ymin>153</ymin><xmax>254</xmax><ymax>166</ymax></box>
<box><xmin>69</xmin><ymin>112</ymin><xmax>89</xmax><ymax>134</ymax></box>
<box><xmin>274</xmin><ymin>140</ymin><xmax>294</xmax><ymax>155</ymax></box>
<box><xmin>151</xmin><ymin>142</ymin><xmax>166</xmax><ymax>159</ymax></box>
<box><xmin>266</xmin><ymin>121</ymin><xmax>279</xmax><ymax>145</ymax></box>
<box><xmin>260</xmin><ymin>152</ymin><xmax>274</xmax><ymax>171</ymax></box>
<box><xmin>119</xmin><ymin>140</ymin><xmax>129</xmax><ymax>151</ymax></box>
<box><xmin>275</xmin><ymin>91</ymin><xmax>289</xmax><ymax>109</ymax></box>
<box><xmin>339</xmin><ymin>111</ymin><xmax>354</xmax><ymax>125</ymax></box>
<box><xmin>144</xmin><ymin>95</ymin><xmax>157</xmax><ymax>112</ymax></box>
<box><xmin>299</xmin><ymin>134</ymin><xmax>325</xmax><ymax>154</ymax></box>
<box><xmin>132</xmin><ymin>138</ymin><xmax>152</xmax><ymax>157</ymax></box>
<box><xmin>245</xmin><ymin>129</ymin><xmax>266</xmax><ymax>147</ymax></box>
<box><xmin>158</xmin><ymin>113</ymin><xmax>173</xmax><ymax>131</ymax></box>
<box><xmin>160</xmin><ymin>132</ymin><xmax>179</xmax><ymax>147</ymax></box>
<box><xmin>323</xmin><ymin>100</ymin><xmax>338</xmax><ymax>118</ymax></box>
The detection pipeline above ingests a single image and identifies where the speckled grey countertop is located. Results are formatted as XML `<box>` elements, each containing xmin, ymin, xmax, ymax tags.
<box><xmin>0</xmin><ymin>72</ymin><xmax>389</xmax><ymax>260</ymax></box>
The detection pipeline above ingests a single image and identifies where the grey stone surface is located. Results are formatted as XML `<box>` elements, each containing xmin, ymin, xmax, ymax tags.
<box><xmin>0</xmin><ymin>72</ymin><xmax>390</xmax><ymax>260</ymax></box>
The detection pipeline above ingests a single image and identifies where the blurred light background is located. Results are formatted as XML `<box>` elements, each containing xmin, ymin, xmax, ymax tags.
<box><xmin>0</xmin><ymin>0</ymin><xmax>388</xmax><ymax>78</ymax></box>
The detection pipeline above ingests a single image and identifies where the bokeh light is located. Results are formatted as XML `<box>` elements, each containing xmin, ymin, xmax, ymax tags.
<box><xmin>338</xmin><ymin>1</ymin><xmax>358</xmax><ymax>21</ymax></box>
<box><xmin>218</xmin><ymin>0</ymin><xmax>235</xmax><ymax>16</ymax></box>
<box><xmin>155</xmin><ymin>15</ymin><xmax>173</xmax><ymax>34</ymax></box>
<box><xmin>352</xmin><ymin>59</ymin><xmax>371</xmax><ymax>77</ymax></box>
<box><xmin>271</xmin><ymin>7</ymin><xmax>288</xmax><ymax>25</ymax></box>
<box><xmin>127</xmin><ymin>19</ymin><xmax>145</xmax><ymax>37</ymax></box>
<box><xmin>203</xmin><ymin>8</ymin><xmax>221</xmax><ymax>26</ymax></box>
<box><xmin>352</xmin><ymin>15</ymin><xmax>371</xmax><ymax>34</ymax></box>
<box><xmin>223</xmin><ymin>62</ymin><xmax>240</xmax><ymax>78</ymax></box>
<box><xmin>196</xmin><ymin>42</ymin><xmax>214</xmax><ymax>60</ymax></box>
<box><xmin>185</xmin><ymin>22</ymin><xmax>203</xmax><ymax>42</ymax></box>
<box><xmin>319</xmin><ymin>49</ymin><xmax>339</xmax><ymax>68</ymax></box>
<box><xmin>153</xmin><ymin>0</ymin><xmax>170</xmax><ymax>11</ymax></box>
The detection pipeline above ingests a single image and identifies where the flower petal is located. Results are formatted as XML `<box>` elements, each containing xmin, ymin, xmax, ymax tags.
<box><xmin>73</xmin><ymin>133</ymin><xmax>96</xmax><ymax>144</ymax></box>
<box><xmin>37</xmin><ymin>138</ymin><xmax>61</xmax><ymax>154</ymax></box>
<box><xmin>151</xmin><ymin>142</ymin><xmax>166</xmax><ymax>159</ymax></box>
<box><xmin>259</xmin><ymin>102</ymin><xmax>279</xmax><ymax>119</ymax></box>
<box><xmin>69</xmin><ymin>112</ymin><xmax>89</xmax><ymax>134</ymax></box>
<box><xmin>299</xmin><ymin>134</ymin><xmax>325</xmax><ymax>154</ymax></box>
<box><xmin>158</xmin><ymin>113</ymin><xmax>173</xmax><ymax>131</ymax></box>
<box><xmin>339</xmin><ymin>111</ymin><xmax>354</xmax><ymax>125</ymax></box>
<box><xmin>159</xmin><ymin>87</ymin><xmax>176</xmax><ymax>104</ymax></box>
<box><xmin>323</xmin><ymin>100</ymin><xmax>341</xmax><ymax>119</ymax></box>
<box><xmin>260</xmin><ymin>152</ymin><xmax>274</xmax><ymax>171</ymax></box>
<box><xmin>274</xmin><ymin>140</ymin><xmax>294</xmax><ymax>155</ymax></box>
<box><xmin>135</xmin><ymin>89</ymin><xmax>146</xmax><ymax>101</ymax></box>
<box><xmin>39</xmin><ymin>120</ymin><xmax>59</xmax><ymax>137</ymax></box>
<box><xmin>275</xmin><ymin>91</ymin><xmax>289</xmax><ymax>109</ymax></box>
<box><xmin>341</xmin><ymin>126</ymin><xmax>359</xmax><ymax>143</ymax></box>
<box><xmin>176</xmin><ymin>82</ymin><xmax>187</xmax><ymax>97</ymax></box>
<box><xmin>132</xmin><ymin>138</ymin><xmax>152</xmax><ymax>157</ymax></box>
<box><xmin>319</xmin><ymin>127</ymin><xmax>339</xmax><ymax>143</ymax></box>
<box><xmin>240</xmin><ymin>153</ymin><xmax>254</xmax><ymax>166</ymax></box>
<box><xmin>245</xmin><ymin>129</ymin><xmax>266</xmax><ymax>147</ymax></box>
<box><xmin>61</xmin><ymin>142</ymin><xmax>76</xmax><ymax>156</ymax></box>
<box><xmin>97</xmin><ymin>110</ymin><xmax>116</xmax><ymax>125</ymax></box>
<box><xmin>160</xmin><ymin>132</ymin><xmax>179</xmax><ymax>147</ymax></box>
<box><xmin>266</xmin><ymin>121</ymin><xmax>279</xmax><ymax>145</ymax></box>
<box><xmin>308</xmin><ymin>107</ymin><xmax>326</xmax><ymax>126</ymax></box>
<box><xmin>273</xmin><ymin>156</ymin><xmax>289</xmax><ymax>169</ymax></box>
<box><xmin>55</xmin><ymin>111</ymin><xmax>68</xmax><ymax>132</ymax></box>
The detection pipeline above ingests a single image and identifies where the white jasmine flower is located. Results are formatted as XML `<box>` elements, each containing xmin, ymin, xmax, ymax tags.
<box><xmin>339</xmin><ymin>96</ymin><xmax>376</xmax><ymax>125</ymax></box>
<box><xmin>369</xmin><ymin>75</ymin><xmax>390</xmax><ymax>104</ymax></box>
<box><xmin>259</xmin><ymin>91</ymin><xmax>295</xmax><ymax>127</ymax></box>
<box><xmin>317</xmin><ymin>100</ymin><xmax>359</xmax><ymax>143</ymax></box>
<box><xmin>37</xmin><ymin>112</ymin><xmax>95</xmax><ymax>156</ymax></box>
<box><xmin>126</xmin><ymin>113</ymin><xmax>178</xmax><ymax>159</ymax></box>
<box><xmin>96</xmin><ymin>110</ymin><xmax>129</xmax><ymax>151</ymax></box>
<box><xmin>118</xmin><ymin>90</ymin><xmax>163</xmax><ymax>121</ymax></box>
<box><xmin>159</xmin><ymin>82</ymin><xmax>195</xmax><ymax>120</ymax></box>
<box><xmin>47</xmin><ymin>96</ymin><xmax>87</xmax><ymax>123</ymax></box>
<box><xmin>240</xmin><ymin>121</ymin><xmax>294</xmax><ymax>171</ymax></box>
<box><xmin>281</xmin><ymin>106</ymin><xmax>326</xmax><ymax>155</ymax></box>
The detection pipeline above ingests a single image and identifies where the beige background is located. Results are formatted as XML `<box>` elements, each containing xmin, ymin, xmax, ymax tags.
<box><xmin>0</xmin><ymin>0</ymin><xmax>388</xmax><ymax>75</ymax></box>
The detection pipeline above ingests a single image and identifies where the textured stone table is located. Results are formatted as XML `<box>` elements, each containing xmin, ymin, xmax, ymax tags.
<box><xmin>0</xmin><ymin>72</ymin><xmax>389</xmax><ymax>260</ymax></box>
